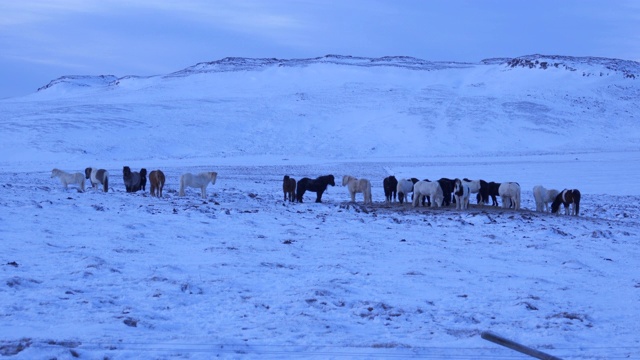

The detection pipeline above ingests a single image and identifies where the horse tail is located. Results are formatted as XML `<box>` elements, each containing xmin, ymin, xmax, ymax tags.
<box><xmin>179</xmin><ymin>175</ymin><xmax>185</xmax><ymax>196</ymax></box>
<box><xmin>574</xmin><ymin>189</ymin><xmax>581</xmax><ymax>215</ymax></box>
<box><xmin>296</xmin><ymin>179</ymin><xmax>306</xmax><ymax>202</ymax></box>
<box><xmin>103</xmin><ymin>175</ymin><xmax>109</xmax><ymax>193</ymax></box>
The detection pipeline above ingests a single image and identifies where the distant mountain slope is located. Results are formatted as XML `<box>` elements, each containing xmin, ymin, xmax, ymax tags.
<box><xmin>35</xmin><ymin>55</ymin><xmax>640</xmax><ymax>92</ymax></box>
<box><xmin>2</xmin><ymin>54</ymin><xmax>639</xmax><ymax>166</ymax></box>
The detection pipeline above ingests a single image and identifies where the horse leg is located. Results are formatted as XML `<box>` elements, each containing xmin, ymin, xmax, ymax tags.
<box><xmin>315</xmin><ymin>190</ymin><xmax>323</xmax><ymax>203</ymax></box>
<box><xmin>201</xmin><ymin>186</ymin><xmax>206</xmax><ymax>199</ymax></box>
<box><xmin>501</xmin><ymin>196</ymin><xmax>508</xmax><ymax>208</ymax></box>
<box><xmin>431</xmin><ymin>192</ymin><xmax>440</xmax><ymax>208</ymax></box>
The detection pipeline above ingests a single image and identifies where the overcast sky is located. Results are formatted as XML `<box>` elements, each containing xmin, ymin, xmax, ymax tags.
<box><xmin>1</xmin><ymin>0</ymin><xmax>639</xmax><ymax>99</ymax></box>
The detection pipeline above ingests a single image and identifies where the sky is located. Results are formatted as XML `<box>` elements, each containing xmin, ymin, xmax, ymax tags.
<box><xmin>1</xmin><ymin>0</ymin><xmax>639</xmax><ymax>99</ymax></box>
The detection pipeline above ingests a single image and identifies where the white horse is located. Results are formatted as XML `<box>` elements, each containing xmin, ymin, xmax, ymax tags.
<box><xmin>454</xmin><ymin>178</ymin><xmax>470</xmax><ymax>210</ymax></box>
<box><xmin>51</xmin><ymin>168</ymin><xmax>85</xmax><ymax>192</ymax></box>
<box><xmin>499</xmin><ymin>182</ymin><xmax>521</xmax><ymax>210</ymax></box>
<box><xmin>462</xmin><ymin>178</ymin><xmax>484</xmax><ymax>205</ymax></box>
<box><xmin>179</xmin><ymin>171</ymin><xmax>217</xmax><ymax>199</ymax></box>
<box><xmin>396</xmin><ymin>178</ymin><xmax>416</xmax><ymax>204</ymax></box>
<box><xmin>533</xmin><ymin>185</ymin><xmax>560</xmax><ymax>212</ymax></box>
<box><xmin>412</xmin><ymin>180</ymin><xmax>443</xmax><ymax>208</ymax></box>
<box><xmin>85</xmin><ymin>167</ymin><xmax>109</xmax><ymax>192</ymax></box>
<box><xmin>342</xmin><ymin>175</ymin><xmax>372</xmax><ymax>204</ymax></box>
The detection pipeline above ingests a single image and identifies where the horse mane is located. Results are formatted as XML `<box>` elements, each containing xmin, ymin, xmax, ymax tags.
<box><xmin>454</xmin><ymin>179</ymin><xmax>463</xmax><ymax>196</ymax></box>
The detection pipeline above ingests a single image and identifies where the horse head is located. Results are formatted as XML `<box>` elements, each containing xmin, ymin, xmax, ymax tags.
<box><xmin>85</xmin><ymin>167</ymin><xmax>92</xmax><ymax>179</ymax></box>
<box><xmin>454</xmin><ymin>179</ymin><xmax>462</xmax><ymax>196</ymax></box>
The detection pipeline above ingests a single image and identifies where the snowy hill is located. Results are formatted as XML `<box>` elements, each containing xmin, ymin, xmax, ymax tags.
<box><xmin>2</xmin><ymin>54</ymin><xmax>639</xmax><ymax>172</ymax></box>
<box><xmin>1</xmin><ymin>55</ymin><xmax>640</xmax><ymax>359</ymax></box>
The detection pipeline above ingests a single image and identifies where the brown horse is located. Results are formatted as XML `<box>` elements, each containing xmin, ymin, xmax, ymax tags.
<box><xmin>149</xmin><ymin>170</ymin><xmax>166</xmax><ymax>197</ymax></box>
<box><xmin>283</xmin><ymin>175</ymin><xmax>296</xmax><ymax>202</ymax></box>
<box><xmin>551</xmin><ymin>189</ymin><xmax>581</xmax><ymax>215</ymax></box>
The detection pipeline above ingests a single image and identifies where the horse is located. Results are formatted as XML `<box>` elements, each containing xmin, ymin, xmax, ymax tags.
<box><xmin>85</xmin><ymin>167</ymin><xmax>109</xmax><ymax>192</ymax></box>
<box><xmin>485</xmin><ymin>181</ymin><xmax>501</xmax><ymax>206</ymax></box>
<box><xmin>139</xmin><ymin>168</ymin><xmax>148</xmax><ymax>191</ymax></box>
<box><xmin>383</xmin><ymin>175</ymin><xmax>398</xmax><ymax>203</ymax></box>
<box><xmin>179</xmin><ymin>172</ymin><xmax>218</xmax><ymax>199</ymax></box>
<box><xmin>551</xmin><ymin>189</ymin><xmax>581</xmax><ymax>216</ymax></box>
<box><xmin>438</xmin><ymin>178</ymin><xmax>456</xmax><ymax>206</ymax></box>
<box><xmin>397</xmin><ymin>178</ymin><xmax>418</xmax><ymax>204</ymax></box>
<box><xmin>412</xmin><ymin>180</ymin><xmax>443</xmax><ymax>208</ymax></box>
<box><xmin>296</xmin><ymin>175</ymin><xmax>335</xmax><ymax>203</ymax></box>
<box><xmin>463</xmin><ymin>178</ymin><xmax>488</xmax><ymax>205</ymax></box>
<box><xmin>498</xmin><ymin>182</ymin><xmax>521</xmax><ymax>210</ymax></box>
<box><xmin>149</xmin><ymin>170</ymin><xmax>166</xmax><ymax>197</ymax></box>
<box><xmin>123</xmin><ymin>166</ymin><xmax>143</xmax><ymax>193</ymax></box>
<box><xmin>454</xmin><ymin>178</ymin><xmax>471</xmax><ymax>210</ymax></box>
<box><xmin>533</xmin><ymin>185</ymin><xmax>560</xmax><ymax>212</ymax></box>
<box><xmin>342</xmin><ymin>175</ymin><xmax>372</xmax><ymax>204</ymax></box>
<box><xmin>51</xmin><ymin>168</ymin><xmax>85</xmax><ymax>192</ymax></box>
<box><xmin>282</xmin><ymin>175</ymin><xmax>296</xmax><ymax>202</ymax></box>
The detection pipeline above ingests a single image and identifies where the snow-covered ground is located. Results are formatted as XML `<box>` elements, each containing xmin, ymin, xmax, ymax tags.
<box><xmin>1</xmin><ymin>55</ymin><xmax>639</xmax><ymax>359</ymax></box>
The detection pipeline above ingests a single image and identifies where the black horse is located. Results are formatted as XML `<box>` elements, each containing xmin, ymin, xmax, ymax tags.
<box><xmin>139</xmin><ymin>168</ymin><xmax>148</xmax><ymax>191</ymax></box>
<box><xmin>438</xmin><ymin>178</ymin><xmax>456</xmax><ymax>206</ymax></box>
<box><xmin>296</xmin><ymin>175</ymin><xmax>335</xmax><ymax>203</ymax></box>
<box><xmin>123</xmin><ymin>166</ymin><xmax>142</xmax><ymax>193</ymax></box>
<box><xmin>282</xmin><ymin>175</ymin><xmax>296</xmax><ymax>202</ymax></box>
<box><xmin>485</xmin><ymin>181</ymin><xmax>501</xmax><ymax>206</ymax></box>
<box><xmin>383</xmin><ymin>175</ymin><xmax>398</xmax><ymax>203</ymax></box>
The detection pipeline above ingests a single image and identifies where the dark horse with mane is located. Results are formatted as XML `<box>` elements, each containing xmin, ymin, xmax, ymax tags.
<box><xmin>551</xmin><ymin>189</ymin><xmax>581</xmax><ymax>216</ymax></box>
<box><xmin>139</xmin><ymin>168</ymin><xmax>148</xmax><ymax>191</ymax></box>
<box><xmin>438</xmin><ymin>178</ymin><xmax>456</xmax><ymax>206</ymax></box>
<box><xmin>283</xmin><ymin>175</ymin><xmax>296</xmax><ymax>202</ymax></box>
<box><xmin>485</xmin><ymin>181</ymin><xmax>501</xmax><ymax>206</ymax></box>
<box><xmin>123</xmin><ymin>166</ymin><xmax>144</xmax><ymax>193</ymax></box>
<box><xmin>383</xmin><ymin>175</ymin><xmax>398</xmax><ymax>203</ymax></box>
<box><xmin>296</xmin><ymin>175</ymin><xmax>335</xmax><ymax>203</ymax></box>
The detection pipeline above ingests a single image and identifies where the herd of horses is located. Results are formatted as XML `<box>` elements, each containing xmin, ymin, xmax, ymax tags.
<box><xmin>50</xmin><ymin>167</ymin><xmax>580</xmax><ymax>215</ymax></box>
<box><xmin>283</xmin><ymin>174</ymin><xmax>581</xmax><ymax>215</ymax></box>
<box><xmin>51</xmin><ymin>167</ymin><xmax>217</xmax><ymax>199</ymax></box>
